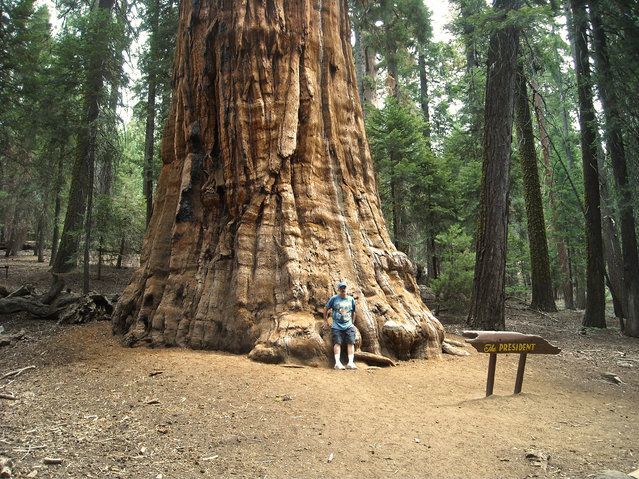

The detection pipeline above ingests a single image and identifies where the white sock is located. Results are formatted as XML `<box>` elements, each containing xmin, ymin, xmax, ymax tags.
<box><xmin>348</xmin><ymin>353</ymin><xmax>354</xmax><ymax>364</ymax></box>
<box><xmin>334</xmin><ymin>353</ymin><xmax>342</xmax><ymax>365</ymax></box>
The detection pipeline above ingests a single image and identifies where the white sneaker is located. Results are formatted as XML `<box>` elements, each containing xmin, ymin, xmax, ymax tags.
<box><xmin>346</xmin><ymin>363</ymin><xmax>357</xmax><ymax>370</ymax></box>
<box><xmin>334</xmin><ymin>362</ymin><xmax>346</xmax><ymax>370</ymax></box>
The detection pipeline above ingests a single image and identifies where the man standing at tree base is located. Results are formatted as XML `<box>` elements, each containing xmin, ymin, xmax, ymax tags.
<box><xmin>325</xmin><ymin>281</ymin><xmax>357</xmax><ymax>370</ymax></box>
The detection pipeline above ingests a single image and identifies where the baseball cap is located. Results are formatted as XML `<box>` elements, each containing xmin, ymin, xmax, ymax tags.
<box><xmin>337</xmin><ymin>281</ymin><xmax>347</xmax><ymax>290</ymax></box>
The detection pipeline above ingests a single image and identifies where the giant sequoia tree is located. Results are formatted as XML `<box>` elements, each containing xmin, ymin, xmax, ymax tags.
<box><xmin>112</xmin><ymin>0</ymin><xmax>444</xmax><ymax>363</ymax></box>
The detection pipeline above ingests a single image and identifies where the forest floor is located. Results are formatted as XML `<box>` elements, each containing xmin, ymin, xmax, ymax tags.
<box><xmin>1</xmin><ymin>254</ymin><xmax>638</xmax><ymax>479</ymax></box>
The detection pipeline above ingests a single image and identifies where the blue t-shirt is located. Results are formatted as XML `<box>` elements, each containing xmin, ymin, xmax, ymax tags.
<box><xmin>326</xmin><ymin>294</ymin><xmax>355</xmax><ymax>330</ymax></box>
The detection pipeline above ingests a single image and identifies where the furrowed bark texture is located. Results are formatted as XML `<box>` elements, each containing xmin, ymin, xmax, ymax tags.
<box><xmin>112</xmin><ymin>0</ymin><xmax>444</xmax><ymax>364</ymax></box>
<box><xmin>467</xmin><ymin>0</ymin><xmax>520</xmax><ymax>330</ymax></box>
<box><xmin>590</xmin><ymin>2</ymin><xmax>639</xmax><ymax>336</ymax></box>
<box><xmin>531</xmin><ymin>79</ymin><xmax>574</xmax><ymax>310</ymax></box>
<box><xmin>514</xmin><ymin>68</ymin><xmax>556</xmax><ymax>312</ymax></box>
<box><xmin>570</xmin><ymin>0</ymin><xmax>606</xmax><ymax>328</ymax></box>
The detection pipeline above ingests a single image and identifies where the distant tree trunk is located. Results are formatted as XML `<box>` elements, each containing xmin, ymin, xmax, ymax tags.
<box><xmin>382</xmin><ymin>11</ymin><xmax>407</xmax><ymax>254</ymax></box>
<box><xmin>49</xmin><ymin>145</ymin><xmax>65</xmax><ymax>266</ymax></box>
<box><xmin>430</xmin><ymin>235</ymin><xmax>439</xmax><ymax>280</ymax></box>
<box><xmin>351</xmin><ymin>2</ymin><xmax>376</xmax><ymax>113</ymax></box>
<box><xmin>570</xmin><ymin>0</ymin><xmax>606</xmax><ymax>328</ymax></box>
<box><xmin>531</xmin><ymin>80</ymin><xmax>575</xmax><ymax>309</ymax></box>
<box><xmin>112</xmin><ymin>0</ymin><xmax>444</xmax><ymax>363</ymax></box>
<box><xmin>457</xmin><ymin>0</ymin><xmax>483</xmax><ymax>134</ymax></box>
<box><xmin>590</xmin><ymin>2</ymin><xmax>639</xmax><ymax>336</ymax></box>
<box><xmin>116</xmin><ymin>236</ymin><xmax>125</xmax><ymax>268</ymax></box>
<box><xmin>559</xmin><ymin>4</ymin><xmax>578</xmax><ymax>166</ymax></box>
<box><xmin>575</xmin><ymin>270</ymin><xmax>586</xmax><ymax>309</ymax></box>
<box><xmin>514</xmin><ymin>67</ymin><xmax>556</xmax><ymax>312</ymax></box>
<box><xmin>390</xmin><ymin>171</ymin><xmax>409</xmax><ymax>254</ymax></box>
<box><xmin>467</xmin><ymin>0</ymin><xmax>521</xmax><ymax>330</ymax></box>
<box><xmin>602</xmin><ymin>215</ymin><xmax>625</xmax><ymax>318</ymax></box>
<box><xmin>83</xmin><ymin>148</ymin><xmax>95</xmax><ymax>294</ymax></box>
<box><xmin>458</xmin><ymin>0</ymin><xmax>481</xmax><ymax>72</ymax></box>
<box><xmin>36</xmin><ymin>211</ymin><xmax>45</xmax><ymax>263</ymax></box>
<box><xmin>597</xmin><ymin>144</ymin><xmax>625</xmax><ymax>319</ymax></box>
<box><xmin>363</xmin><ymin>44</ymin><xmax>377</xmax><ymax>105</ymax></box>
<box><xmin>418</xmin><ymin>53</ymin><xmax>431</xmax><ymax>141</ymax></box>
<box><xmin>143</xmin><ymin>0</ymin><xmax>160</xmax><ymax>227</ymax></box>
<box><xmin>52</xmin><ymin>0</ymin><xmax>115</xmax><ymax>274</ymax></box>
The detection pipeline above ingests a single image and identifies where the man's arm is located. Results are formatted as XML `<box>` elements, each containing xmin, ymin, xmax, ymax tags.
<box><xmin>324</xmin><ymin>296</ymin><xmax>334</xmax><ymax>324</ymax></box>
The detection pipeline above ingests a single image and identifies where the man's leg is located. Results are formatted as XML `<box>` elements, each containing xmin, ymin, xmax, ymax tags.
<box><xmin>346</xmin><ymin>327</ymin><xmax>357</xmax><ymax>369</ymax></box>
<box><xmin>333</xmin><ymin>342</ymin><xmax>345</xmax><ymax>369</ymax></box>
<box><xmin>346</xmin><ymin>343</ymin><xmax>356</xmax><ymax>369</ymax></box>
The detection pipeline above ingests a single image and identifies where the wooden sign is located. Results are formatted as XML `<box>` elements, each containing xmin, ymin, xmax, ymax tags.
<box><xmin>462</xmin><ymin>331</ymin><xmax>561</xmax><ymax>396</ymax></box>
<box><xmin>463</xmin><ymin>331</ymin><xmax>561</xmax><ymax>355</ymax></box>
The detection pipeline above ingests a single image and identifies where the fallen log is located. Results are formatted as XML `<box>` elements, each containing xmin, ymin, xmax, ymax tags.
<box><xmin>57</xmin><ymin>293</ymin><xmax>113</xmax><ymax>324</ymax></box>
<box><xmin>0</xmin><ymin>297</ymin><xmax>58</xmax><ymax>317</ymax></box>
<box><xmin>0</xmin><ymin>287</ymin><xmax>113</xmax><ymax>324</ymax></box>
<box><xmin>6</xmin><ymin>285</ymin><xmax>37</xmax><ymax>299</ymax></box>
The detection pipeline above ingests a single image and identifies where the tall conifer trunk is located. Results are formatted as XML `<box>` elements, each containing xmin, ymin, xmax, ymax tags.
<box><xmin>143</xmin><ymin>0</ymin><xmax>160</xmax><ymax>227</ymax></box>
<box><xmin>570</xmin><ymin>0</ymin><xmax>606</xmax><ymax>328</ymax></box>
<box><xmin>590</xmin><ymin>2</ymin><xmax>639</xmax><ymax>336</ymax></box>
<box><xmin>467</xmin><ymin>0</ymin><xmax>521</xmax><ymax>330</ymax></box>
<box><xmin>49</xmin><ymin>144</ymin><xmax>65</xmax><ymax>266</ymax></box>
<box><xmin>531</xmin><ymin>79</ymin><xmax>574</xmax><ymax>310</ymax></box>
<box><xmin>513</xmin><ymin>67</ymin><xmax>556</xmax><ymax>312</ymax></box>
<box><xmin>112</xmin><ymin>0</ymin><xmax>444</xmax><ymax>363</ymax></box>
<box><xmin>52</xmin><ymin>0</ymin><xmax>115</xmax><ymax>273</ymax></box>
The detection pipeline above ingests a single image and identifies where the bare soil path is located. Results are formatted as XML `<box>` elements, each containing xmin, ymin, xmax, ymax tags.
<box><xmin>1</xmin><ymin>255</ymin><xmax>638</xmax><ymax>478</ymax></box>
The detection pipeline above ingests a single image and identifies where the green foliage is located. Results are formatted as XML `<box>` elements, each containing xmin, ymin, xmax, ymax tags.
<box><xmin>367</xmin><ymin>97</ymin><xmax>455</xmax><ymax>262</ymax></box>
<box><xmin>430</xmin><ymin>225</ymin><xmax>475</xmax><ymax>311</ymax></box>
<box><xmin>133</xmin><ymin>0</ymin><xmax>178</xmax><ymax>137</ymax></box>
<box><xmin>94</xmin><ymin>122</ymin><xmax>146</xmax><ymax>254</ymax></box>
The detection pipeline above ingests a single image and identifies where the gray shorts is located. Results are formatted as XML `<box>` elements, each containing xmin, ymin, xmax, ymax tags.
<box><xmin>332</xmin><ymin>326</ymin><xmax>356</xmax><ymax>345</ymax></box>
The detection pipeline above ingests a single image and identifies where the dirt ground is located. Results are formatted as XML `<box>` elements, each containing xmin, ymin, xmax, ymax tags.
<box><xmin>1</xmin><ymin>254</ymin><xmax>638</xmax><ymax>479</ymax></box>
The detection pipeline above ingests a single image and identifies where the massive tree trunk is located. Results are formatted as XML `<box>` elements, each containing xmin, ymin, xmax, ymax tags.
<box><xmin>570</xmin><ymin>0</ymin><xmax>606</xmax><ymax>328</ymax></box>
<box><xmin>514</xmin><ymin>67</ymin><xmax>556</xmax><ymax>312</ymax></box>
<box><xmin>590</xmin><ymin>2</ymin><xmax>639</xmax><ymax>337</ymax></box>
<box><xmin>112</xmin><ymin>0</ymin><xmax>444</xmax><ymax>364</ymax></box>
<box><xmin>467</xmin><ymin>0</ymin><xmax>521</xmax><ymax>330</ymax></box>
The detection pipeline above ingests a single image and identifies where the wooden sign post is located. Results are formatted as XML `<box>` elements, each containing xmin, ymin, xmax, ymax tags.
<box><xmin>462</xmin><ymin>331</ymin><xmax>561</xmax><ymax>396</ymax></box>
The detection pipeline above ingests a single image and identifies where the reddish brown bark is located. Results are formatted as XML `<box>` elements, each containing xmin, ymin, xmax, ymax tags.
<box><xmin>112</xmin><ymin>0</ymin><xmax>443</xmax><ymax>364</ymax></box>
